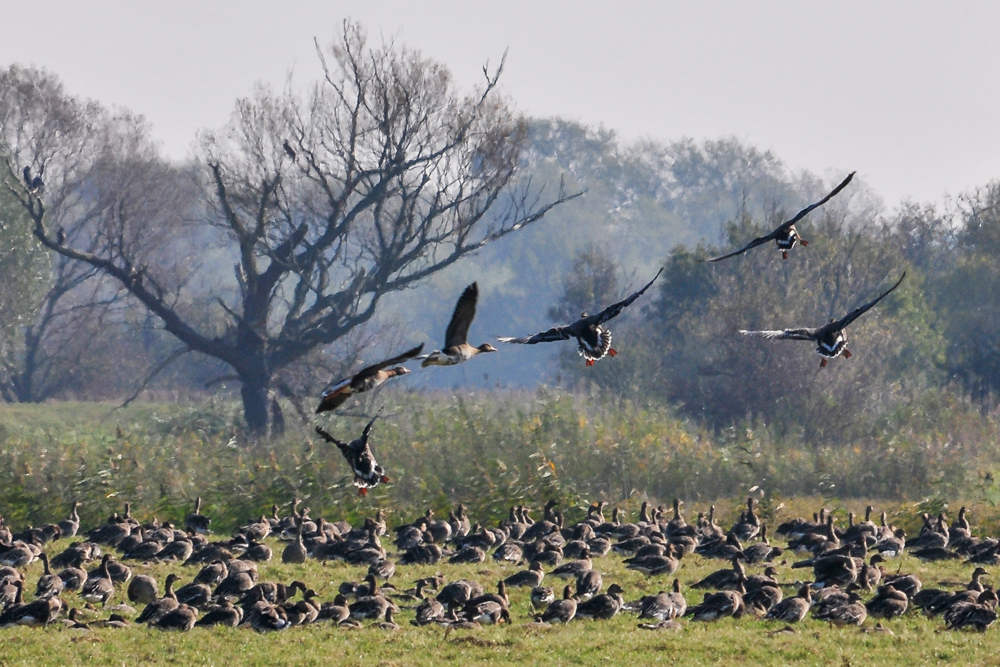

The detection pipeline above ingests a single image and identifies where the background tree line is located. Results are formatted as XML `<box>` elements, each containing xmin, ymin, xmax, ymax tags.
<box><xmin>2</xmin><ymin>24</ymin><xmax>1000</xmax><ymax>453</ymax></box>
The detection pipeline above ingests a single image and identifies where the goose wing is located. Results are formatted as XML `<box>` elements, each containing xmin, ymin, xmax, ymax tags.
<box><xmin>497</xmin><ymin>326</ymin><xmax>573</xmax><ymax>345</ymax></box>
<box><xmin>359</xmin><ymin>410</ymin><xmax>381</xmax><ymax>445</ymax></box>
<box><xmin>702</xmin><ymin>172</ymin><xmax>855</xmax><ymax>262</ymax></box>
<box><xmin>739</xmin><ymin>328</ymin><xmax>818</xmax><ymax>342</ymax></box>
<box><xmin>314</xmin><ymin>426</ymin><xmax>346</xmax><ymax>449</ymax></box>
<box><xmin>444</xmin><ymin>283</ymin><xmax>479</xmax><ymax>348</ymax></box>
<box><xmin>354</xmin><ymin>344</ymin><xmax>424</xmax><ymax>380</ymax></box>
<box><xmin>589</xmin><ymin>268</ymin><xmax>663</xmax><ymax>326</ymax></box>
<box><xmin>830</xmin><ymin>272</ymin><xmax>905</xmax><ymax>332</ymax></box>
<box><xmin>702</xmin><ymin>233</ymin><xmax>782</xmax><ymax>263</ymax></box>
<box><xmin>780</xmin><ymin>171</ymin><xmax>855</xmax><ymax>230</ymax></box>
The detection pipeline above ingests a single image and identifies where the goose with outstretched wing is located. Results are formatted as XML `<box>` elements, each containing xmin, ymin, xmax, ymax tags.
<box><xmin>740</xmin><ymin>273</ymin><xmax>905</xmax><ymax>367</ymax></box>
<box><xmin>422</xmin><ymin>283</ymin><xmax>497</xmax><ymax>367</ymax></box>
<box><xmin>498</xmin><ymin>268</ymin><xmax>663</xmax><ymax>366</ymax></box>
<box><xmin>315</xmin><ymin>413</ymin><xmax>388</xmax><ymax>496</ymax></box>
<box><xmin>316</xmin><ymin>344</ymin><xmax>424</xmax><ymax>414</ymax></box>
<box><xmin>703</xmin><ymin>172</ymin><xmax>855</xmax><ymax>262</ymax></box>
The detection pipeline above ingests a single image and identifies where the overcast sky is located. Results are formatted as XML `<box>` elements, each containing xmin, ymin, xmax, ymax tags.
<box><xmin>3</xmin><ymin>2</ymin><xmax>998</xmax><ymax>208</ymax></box>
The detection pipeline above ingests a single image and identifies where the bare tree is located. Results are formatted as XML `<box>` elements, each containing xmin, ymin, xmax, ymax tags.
<box><xmin>7</xmin><ymin>24</ymin><xmax>578</xmax><ymax>433</ymax></box>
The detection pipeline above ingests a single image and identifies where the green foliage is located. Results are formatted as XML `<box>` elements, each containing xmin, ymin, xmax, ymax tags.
<box><xmin>3</xmin><ymin>391</ymin><xmax>1000</xmax><ymax>532</ymax></box>
<box><xmin>0</xmin><ymin>157</ymin><xmax>49</xmax><ymax>397</ymax></box>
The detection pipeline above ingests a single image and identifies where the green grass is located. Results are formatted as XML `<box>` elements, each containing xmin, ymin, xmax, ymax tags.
<box><xmin>2</xmin><ymin>535</ymin><xmax>998</xmax><ymax>666</ymax></box>
<box><xmin>3</xmin><ymin>392</ymin><xmax>1000</xmax><ymax>534</ymax></box>
<box><xmin>3</xmin><ymin>397</ymin><xmax>1000</xmax><ymax>664</ymax></box>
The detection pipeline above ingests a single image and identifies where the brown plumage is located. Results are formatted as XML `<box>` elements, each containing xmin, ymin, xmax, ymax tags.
<box><xmin>316</xmin><ymin>344</ymin><xmax>423</xmax><ymax>413</ymax></box>
<box><xmin>422</xmin><ymin>283</ymin><xmax>496</xmax><ymax>366</ymax></box>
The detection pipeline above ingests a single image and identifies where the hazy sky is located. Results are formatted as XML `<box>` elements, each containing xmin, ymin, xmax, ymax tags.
<box><xmin>3</xmin><ymin>2</ymin><xmax>998</xmax><ymax>208</ymax></box>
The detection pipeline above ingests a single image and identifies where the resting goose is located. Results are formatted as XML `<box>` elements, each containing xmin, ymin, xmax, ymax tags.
<box><xmin>702</xmin><ymin>172</ymin><xmax>854</xmax><ymax>262</ymax></box>
<box><xmin>184</xmin><ymin>497</ymin><xmax>211</xmax><ymax>535</ymax></box>
<box><xmin>315</xmin><ymin>412</ymin><xmax>389</xmax><ymax>496</ymax></box>
<box><xmin>685</xmin><ymin>588</ymin><xmax>745</xmax><ymax>622</ymax></box>
<box><xmin>317</xmin><ymin>594</ymin><xmax>351</xmax><ymax>624</ymax></box>
<box><xmin>865</xmin><ymin>584</ymin><xmax>908</xmax><ymax>619</ymax></box>
<box><xmin>742</xmin><ymin>524</ymin><xmax>783</xmax><ymax>564</ymax></box>
<box><xmin>154</xmin><ymin>604</ymin><xmax>198</xmax><ymax>631</ymax></box>
<box><xmin>740</xmin><ymin>273</ymin><xmax>905</xmax><ymax>367</ymax></box>
<box><xmin>574</xmin><ymin>584</ymin><xmax>624</xmax><ymax>620</ymax></box>
<box><xmin>35</xmin><ymin>552</ymin><xmax>64</xmax><ymax>598</ymax></box>
<box><xmin>421</xmin><ymin>283</ymin><xmax>496</xmax><ymax>366</ymax></box>
<box><xmin>813</xmin><ymin>590</ymin><xmax>867</xmax><ymax>626</ymax></box>
<box><xmin>57</xmin><ymin>501</ymin><xmax>82</xmax><ymax>539</ymax></box>
<box><xmin>540</xmin><ymin>585</ymin><xmax>577</xmax><ymax>623</ymax></box>
<box><xmin>504</xmin><ymin>561</ymin><xmax>545</xmax><ymax>588</ymax></box>
<box><xmin>575</xmin><ymin>569</ymin><xmax>603</xmax><ymax>599</ymax></box>
<box><xmin>638</xmin><ymin>579</ymin><xmax>686</xmax><ymax>621</ymax></box>
<box><xmin>127</xmin><ymin>574</ymin><xmax>158</xmax><ymax>606</ymax></box>
<box><xmin>0</xmin><ymin>587</ymin><xmax>60</xmax><ymax>627</ymax></box>
<box><xmin>498</xmin><ymin>269</ymin><xmax>662</xmax><ymax>366</ymax></box>
<box><xmin>136</xmin><ymin>573</ymin><xmax>180</xmax><ymax>624</ymax></box>
<box><xmin>195</xmin><ymin>599</ymin><xmax>242</xmax><ymax>627</ymax></box>
<box><xmin>944</xmin><ymin>593</ymin><xmax>998</xmax><ymax>632</ymax></box>
<box><xmin>764</xmin><ymin>585</ymin><xmax>811</xmax><ymax>623</ymax></box>
<box><xmin>791</xmin><ymin>552</ymin><xmax>857</xmax><ymax>588</ymax></box>
<box><xmin>282</xmin><ymin>519</ymin><xmax>308</xmax><ymax>564</ymax></box>
<box><xmin>692</xmin><ymin>555</ymin><xmax>746</xmax><ymax>590</ymax></box>
<box><xmin>550</xmin><ymin>547</ymin><xmax>592</xmax><ymax>579</ymax></box>
<box><xmin>80</xmin><ymin>554</ymin><xmax>116</xmax><ymax>606</ymax></box>
<box><xmin>412</xmin><ymin>595</ymin><xmax>446</xmax><ymax>625</ymax></box>
<box><xmin>531</xmin><ymin>586</ymin><xmax>555</xmax><ymax>610</ymax></box>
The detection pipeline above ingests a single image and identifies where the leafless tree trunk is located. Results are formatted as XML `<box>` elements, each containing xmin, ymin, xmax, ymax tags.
<box><xmin>4</xmin><ymin>23</ymin><xmax>579</xmax><ymax>433</ymax></box>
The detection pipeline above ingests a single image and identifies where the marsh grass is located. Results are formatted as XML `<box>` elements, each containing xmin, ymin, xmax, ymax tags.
<box><xmin>2</xmin><ymin>390</ymin><xmax>1000</xmax><ymax>532</ymax></box>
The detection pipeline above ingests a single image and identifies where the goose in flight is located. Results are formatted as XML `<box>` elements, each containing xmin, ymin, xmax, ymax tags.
<box><xmin>315</xmin><ymin>344</ymin><xmax>423</xmax><ymax>414</ymax></box>
<box><xmin>703</xmin><ymin>172</ymin><xmax>855</xmax><ymax>262</ymax></box>
<box><xmin>315</xmin><ymin>413</ymin><xmax>388</xmax><ymax>496</ymax></box>
<box><xmin>739</xmin><ymin>272</ymin><xmax>905</xmax><ymax>367</ymax></box>
<box><xmin>422</xmin><ymin>283</ymin><xmax>496</xmax><ymax>366</ymax></box>
<box><xmin>498</xmin><ymin>268</ymin><xmax>662</xmax><ymax>366</ymax></box>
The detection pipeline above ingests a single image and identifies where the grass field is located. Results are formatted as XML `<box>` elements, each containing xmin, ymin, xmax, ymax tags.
<box><xmin>2</xmin><ymin>398</ymin><xmax>1000</xmax><ymax>665</ymax></box>
<box><xmin>1</xmin><ymin>536</ymin><xmax>998</xmax><ymax>667</ymax></box>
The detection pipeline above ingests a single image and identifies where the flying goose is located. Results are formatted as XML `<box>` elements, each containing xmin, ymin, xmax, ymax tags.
<box><xmin>316</xmin><ymin>344</ymin><xmax>424</xmax><ymax>413</ymax></box>
<box><xmin>739</xmin><ymin>273</ymin><xmax>905</xmax><ymax>367</ymax></box>
<box><xmin>499</xmin><ymin>269</ymin><xmax>662</xmax><ymax>366</ymax></box>
<box><xmin>702</xmin><ymin>172</ymin><xmax>855</xmax><ymax>262</ymax></box>
<box><xmin>422</xmin><ymin>283</ymin><xmax>496</xmax><ymax>366</ymax></box>
<box><xmin>315</xmin><ymin>412</ymin><xmax>389</xmax><ymax>496</ymax></box>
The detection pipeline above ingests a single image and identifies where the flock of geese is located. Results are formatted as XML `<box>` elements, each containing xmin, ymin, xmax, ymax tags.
<box><xmin>313</xmin><ymin>170</ymin><xmax>904</xmax><ymax>495</ymax></box>
<box><xmin>0</xmin><ymin>497</ymin><xmax>997</xmax><ymax>634</ymax></box>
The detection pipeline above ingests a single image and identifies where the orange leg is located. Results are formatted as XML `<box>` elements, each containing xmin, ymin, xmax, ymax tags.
<box><xmin>800</xmin><ymin>239</ymin><xmax>809</xmax><ymax>246</ymax></box>
<box><xmin>843</xmin><ymin>349</ymin><xmax>852</xmax><ymax>359</ymax></box>
<box><xmin>586</xmin><ymin>359</ymin><xmax>594</xmax><ymax>367</ymax></box>
<box><xmin>820</xmin><ymin>358</ymin><xmax>828</xmax><ymax>368</ymax></box>
<box><xmin>381</xmin><ymin>475</ymin><xmax>391</xmax><ymax>484</ymax></box>
<box><xmin>358</xmin><ymin>488</ymin><xmax>368</xmax><ymax>497</ymax></box>
<box><xmin>608</xmin><ymin>349</ymin><xmax>617</xmax><ymax>357</ymax></box>
<box><xmin>782</xmin><ymin>251</ymin><xmax>789</xmax><ymax>259</ymax></box>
